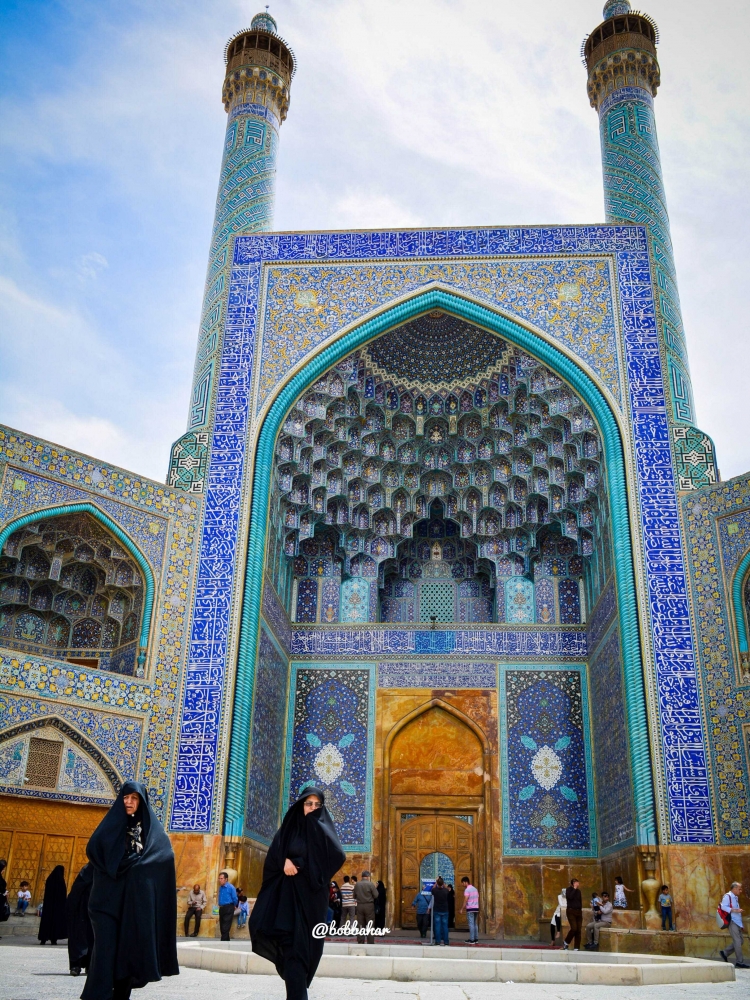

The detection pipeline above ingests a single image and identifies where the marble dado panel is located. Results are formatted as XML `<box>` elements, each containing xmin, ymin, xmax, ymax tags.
<box><xmin>257</xmin><ymin>258</ymin><xmax>621</xmax><ymax>413</ymax></box>
<box><xmin>0</xmin><ymin>429</ymin><xmax>201</xmax><ymax>821</ymax></box>
<box><xmin>290</xmin><ymin>628</ymin><xmax>587</xmax><ymax>658</ymax></box>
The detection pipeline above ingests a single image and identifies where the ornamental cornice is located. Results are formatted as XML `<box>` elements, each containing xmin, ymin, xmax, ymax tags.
<box><xmin>587</xmin><ymin>47</ymin><xmax>660</xmax><ymax>110</ymax></box>
<box><xmin>222</xmin><ymin>65</ymin><xmax>290</xmax><ymax>122</ymax></box>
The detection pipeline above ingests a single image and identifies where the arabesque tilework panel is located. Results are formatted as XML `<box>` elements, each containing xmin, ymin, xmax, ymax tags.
<box><xmin>284</xmin><ymin>664</ymin><xmax>373</xmax><ymax>849</ymax></box>
<box><xmin>501</xmin><ymin>665</ymin><xmax>595</xmax><ymax>856</ymax></box>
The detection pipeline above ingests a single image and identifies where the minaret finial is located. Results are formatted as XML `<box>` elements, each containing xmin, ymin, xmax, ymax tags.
<box><xmin>602</xmin><ymin>0</ymin><xmax>631</xmax><ymax>18</ymax></box>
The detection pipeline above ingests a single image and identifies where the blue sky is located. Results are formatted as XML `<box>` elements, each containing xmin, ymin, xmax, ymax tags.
<box><xmin>1</xmin><ymin>0</ymin><xmax>748</xmax><ymax>482</ymax></box>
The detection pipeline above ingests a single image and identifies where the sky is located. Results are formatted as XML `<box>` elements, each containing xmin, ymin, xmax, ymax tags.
<box><xmin>0</xmin><ymin>0</ymin><xmax>748</xmax><ymax>484</ymax></box>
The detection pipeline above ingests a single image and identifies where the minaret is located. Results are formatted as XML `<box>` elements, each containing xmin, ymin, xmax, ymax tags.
<box><xmin>167</xmin><ymin>12</ymin><xmax>295</xmax><ymax>492</ymax></box>
<box><xmin>583</xmin><ymin>1</ymin><xmax>717</xmax><ymax>489</ymax></box>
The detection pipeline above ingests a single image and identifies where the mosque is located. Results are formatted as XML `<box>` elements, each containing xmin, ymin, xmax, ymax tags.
<box><xmin>1</xmin><ymin>1</ymin><xmax>748</xmax><ymax>946</ymax></box>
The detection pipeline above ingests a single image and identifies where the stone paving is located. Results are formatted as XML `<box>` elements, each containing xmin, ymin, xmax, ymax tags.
<box><xmin>1</xmin><ymin>942</ymin><xmax>749</xmax><ymax>1000</ymax></box>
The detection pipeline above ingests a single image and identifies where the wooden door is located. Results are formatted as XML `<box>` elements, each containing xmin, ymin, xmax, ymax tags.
<box><xmin>399</xmin><ymin>814</ymin><xmax>473</xmax><ymax>928</ymax></box>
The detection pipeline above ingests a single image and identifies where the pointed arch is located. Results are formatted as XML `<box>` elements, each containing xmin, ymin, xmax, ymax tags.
<box><xmin>223</xmin><ymin>287</ymin><xmax>656</xmax><ymax>847</ymax></box>
<box><xmin>383</xmin><ymin>696</ymin><xmax>491</xmax><ymax>769</ymax></box>
<box><xmin>0</xmin><ymin>714</ymin><xmax>122</xmax><ymax>792</ymax></box>
<box><xmin>732</xmin><ymin>549</ymin><xmax>750</xmax><ymax>663</ymax></box>
<box><xmin>0</xmin><ymin>502</ymin><xmax>155</xmax><ymax>669</ymax></box>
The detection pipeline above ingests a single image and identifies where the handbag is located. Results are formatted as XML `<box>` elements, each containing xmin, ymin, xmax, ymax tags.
<box><xmin>717</xmin><ymin>904</ymin><xmax>731</xmax><ymax>929</ymax></box>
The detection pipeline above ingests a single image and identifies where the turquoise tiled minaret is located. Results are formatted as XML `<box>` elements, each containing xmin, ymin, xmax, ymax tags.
<box><xmin>584</xmin><ymin>0</ymin><xmax>717</xmax><ymax>489</ymax></box>
<box><xmin>168</xmin><ymin>12</ymin><xmax>295</xmax><ymax>492</ymax></box>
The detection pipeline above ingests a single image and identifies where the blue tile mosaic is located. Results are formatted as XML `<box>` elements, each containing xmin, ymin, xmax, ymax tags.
<box><xmin>588</xmin><ymin>625</ymin><xmax>635</xmax><ymax>850</ymax></box>
<box><xmin>289</xmin><ymin>628</ymin><xmax>587</xmax><ymax>658</ymax></box>
<box><xmin>170</xmin><ymin>223</ymin><xmax>712</xmax><ymax>842</ymax></box>
<box><xmin>245</xmin><ymin>627</ymin><xmax>289</xmax><ymax>843</ymax></box>
<box><xmin>501</xmin><ymin>665</ymin><xmax>596</xmax><ymax>856</ymax></box>
<box><xmin>378</xmin><ymin>661</ymin><xmax>497</xmax><ymax>688</ymax></box>
<box><xmin>284</xmin><ymin>664</ymin><xmax>374</xmax><ymax>850</ymax></box>
<box><xmin>0</xmin><ymin>690</ymin><xmax>142</xmax><ymax>780</ymax></box>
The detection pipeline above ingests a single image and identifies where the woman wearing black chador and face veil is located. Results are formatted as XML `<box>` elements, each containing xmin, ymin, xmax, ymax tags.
<box><xmin>250</xmin><ymin>786</ymin><xmax>346</xmax><ymax>1000</ymax></box>
<box><xmin>82</xmin><ymin>781</ymin><xmax>178</xmax><ymax>1000</ymax></box>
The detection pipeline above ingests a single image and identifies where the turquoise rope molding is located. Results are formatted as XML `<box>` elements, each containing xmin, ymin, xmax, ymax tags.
<box><xmin>224</xmin><ymin>289</ymin><xmax>657</xmax><ymax>844</ymax></box>
<box><xmin>0</xmin><ymin>502</ymin><xmax>155</xmax><ymax>671</ymax></box>
<box><xmin>733</xmin><ymin>550</ymin><xmax>750</xmax><ymax>656</ymax></box>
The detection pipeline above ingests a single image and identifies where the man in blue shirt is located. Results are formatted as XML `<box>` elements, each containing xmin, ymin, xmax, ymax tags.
<box><xmin>411</xmin><ymin>886</ymin><xmax>430</xmax><ymax>939</ymax></box>
<box><xmin>218</xmin><ymin>871</ymin><xmax>238</xmax><ymax>941</ymax></box>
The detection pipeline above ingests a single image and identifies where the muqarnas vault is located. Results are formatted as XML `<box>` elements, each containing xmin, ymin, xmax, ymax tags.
<box><xmin>1</xmin><ymin>1</ymin><xmax>747</xmax><ymax>946</ymax></box>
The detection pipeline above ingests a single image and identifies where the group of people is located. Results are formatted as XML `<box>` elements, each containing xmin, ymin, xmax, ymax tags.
<box><xmin>328</xmin><ymin>872</ymin><xmax>386</xmax><ymax>940</ymax></box>
<box><xmin>411</xmin><ymin>876</ymin><xmax>481</xmax><ymax>945</ymax></box>
<box><xmin>550</xmin><ymin>877</ymin><xmax>674</xmax><ymax>952</ymax></box>
<box><xmin>0</xmin><ymin>781</ymin><xmax>179</xmax><ymax>1000</ymax></box>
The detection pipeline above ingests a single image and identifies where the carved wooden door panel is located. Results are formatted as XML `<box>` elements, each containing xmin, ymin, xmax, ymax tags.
<box><xmin>399</xmin><ymin>814</ymin><xmax>473</xmax><ymax>928</ymax></box>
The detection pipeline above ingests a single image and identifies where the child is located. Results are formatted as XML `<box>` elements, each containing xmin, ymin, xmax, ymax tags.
<box><xmin>613</xmin><ymin>876</ymin><xmax>633</xmax><ymax>909</ymax></box>
<box><xmin>236</xmin><ymin>893</ymin><xmax>249</xmax><ymax>930</ymax></box>
<box><xmin>658</xmin><ymin>884</ymin><xmax>673</xmax><ymax>930</ymax></box>
<box><xmin>16</xmin><ymin>881</ymin><xmax>31</xmax><ymax>915</ymax></box>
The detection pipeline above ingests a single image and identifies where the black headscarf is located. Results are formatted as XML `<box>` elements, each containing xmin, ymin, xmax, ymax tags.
<box><xmin>66</xmin><ymin>864</ymin><xmax>94</xmax><ymax>970</ymax></box>
<box><xmin>250</xmin><ymin>786</ymin><xmax>346</xmax><ymax>988</ymax></box>
<box><xmin>38</xmin><ymin>865</ymin><xmax>68</xmax><ymax>943</ymax></box>
<box><xmin>82</xmin><ymin>781</ymin><xmax>178</xmax><ymax>1000</ymax></box>
<box><xmin>0</xmin><ymin>860</ymin><xmax>8</xmax><ymax>923</ymax></box>
<box><xmin>375</xmin><ymin>880</ymin><xmax>386</xmax><ymax>928</ymax></box>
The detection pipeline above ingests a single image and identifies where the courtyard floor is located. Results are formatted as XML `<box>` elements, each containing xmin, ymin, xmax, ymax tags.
<box><xmin>1</xmin><ymin>941</ymin><xmax>749</xmax><ymax>1000</ymax></box>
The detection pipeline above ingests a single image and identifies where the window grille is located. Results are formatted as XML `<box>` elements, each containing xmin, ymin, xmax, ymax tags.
<box><xmin>419</xmin><ymin>582</ymin><xmax>455</xmax><ymax>623</ymax></box>
<box><xmin>25</xmin><ymin>737</ymin><xmax>63</xmax><ymax>788</ymax></box>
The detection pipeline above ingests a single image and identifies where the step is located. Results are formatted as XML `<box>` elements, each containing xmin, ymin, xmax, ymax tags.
<box><xmin>177</xmin><ymin>941</ymin><xmax>734</xmax><ymax>985</ymax></box>
<box><xmin>1</xmin><ymin>914</ymin><xmax>43</xmax><ymax>937</ymax></box>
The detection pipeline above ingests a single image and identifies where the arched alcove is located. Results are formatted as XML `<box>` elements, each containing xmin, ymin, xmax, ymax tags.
<box><xmin>265</xmin><ymin>311</ymin><xmax>609</xmax><ymax>629</ymax></box>
<box><xmin>0</xmin><ymin>511</ymin><xmax>147</xmax><ymax>675</ymax></box>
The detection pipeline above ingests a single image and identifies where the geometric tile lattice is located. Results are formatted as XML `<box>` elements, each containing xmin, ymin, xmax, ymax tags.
<box><xmin>167</xmin><ymin>431</ymin><xmax>209</xmax><ymax>493</ymax></box>
<box><xmin>672</xmin><ymin>425</ymin><xmax>718</xmax><ymax>492</ymax></box>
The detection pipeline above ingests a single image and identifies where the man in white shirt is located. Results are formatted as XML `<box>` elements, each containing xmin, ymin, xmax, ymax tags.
<box><xmin>720</xmin><ymin>881</ymin><xmax>749</xmax><ymax>968</ymax></box>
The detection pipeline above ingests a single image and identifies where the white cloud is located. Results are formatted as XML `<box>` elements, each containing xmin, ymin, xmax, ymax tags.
<box><xmin>77</xmin><ymin>252</ymin><xmax>108</xmax><ymax>282</ymax></box>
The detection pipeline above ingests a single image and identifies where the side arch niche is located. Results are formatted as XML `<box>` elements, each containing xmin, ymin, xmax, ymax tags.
<box><xmin>224</xmin><ymin>289</ymin><xmax>654</xmax><ymax>851</ymax></box>
<box><xmin>0</xmin><ymin>716</ymin><xmax>120</xmax><ymax>804</ymax></box>
<box><xmin>0</xmin><ymin>508</ymin><xmax>151</xmax><ymax>676</ymax></box>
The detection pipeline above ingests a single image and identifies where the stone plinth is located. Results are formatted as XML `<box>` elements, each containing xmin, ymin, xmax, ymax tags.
<box><xmin>598</xmin><ymin>927</ymin><xmax>731</xmax><ymax>961</ymax></box>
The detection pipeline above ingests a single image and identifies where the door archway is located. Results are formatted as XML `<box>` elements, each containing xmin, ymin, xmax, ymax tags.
<box><xmin>384</xmin><ymin>699</ymin><xmax>490</xmax><ymax>928</ymax></box>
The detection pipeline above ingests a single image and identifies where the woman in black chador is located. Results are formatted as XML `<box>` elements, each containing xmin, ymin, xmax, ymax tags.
<box><xmin>38</xmin><ymin>864</ymin><xmax>68</xmax><ymax>945</ymax></box>
<box><xmin>250</xmin><ymin>786</ymin><xmax>345</xmax><ymax>1000</ymax></box>
<box><xmin>82</xmin><ymin>781</ymin><xmax>178</xmax><ymax>1000</ymax></box>
<box><xmin>66</xmin><ymin>864</ymin><xmax>94</xmax><ymax>975</ymax></box>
